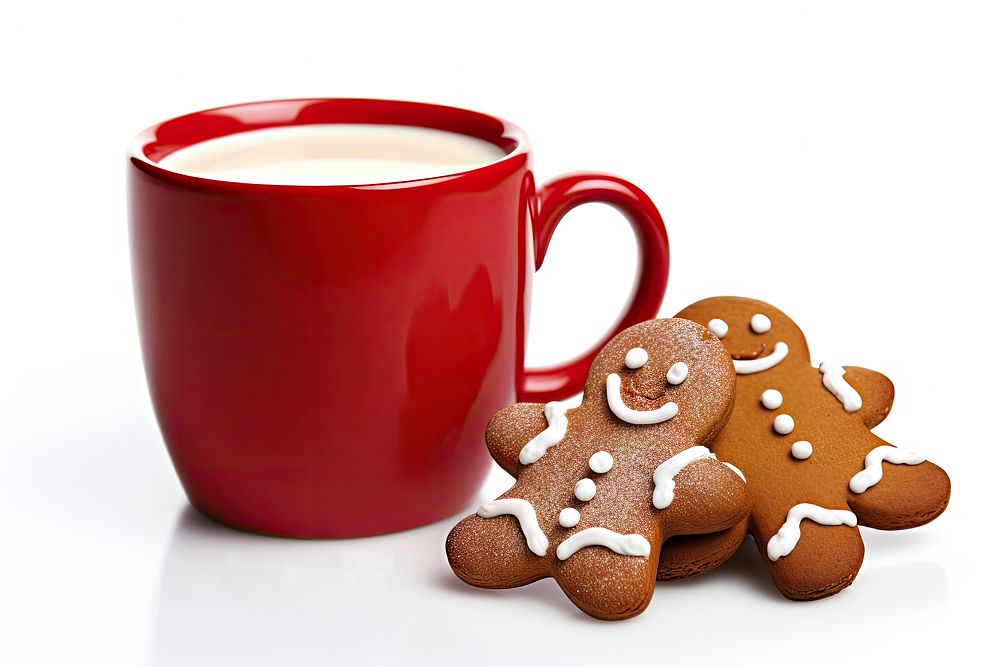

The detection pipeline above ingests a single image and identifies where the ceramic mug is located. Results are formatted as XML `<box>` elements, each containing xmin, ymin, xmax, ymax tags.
<box><xmin>128</xmin><ymin>99</ymin><xmax>669</xmax><ymax>537</ymax></box>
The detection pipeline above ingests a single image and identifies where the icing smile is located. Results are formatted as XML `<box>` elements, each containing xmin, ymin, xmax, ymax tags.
<box><xmin>732</xmin><ymin>342</ymin><xmax>788</xmax><ymax>375</ymax></box>
<box><xmin>606</xmin><ymin>373</ymin><xmax>678</xmax><ymax>424</ymax></box>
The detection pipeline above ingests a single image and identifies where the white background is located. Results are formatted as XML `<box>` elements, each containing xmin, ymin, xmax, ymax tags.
<box><xmin>1</xmin><ymin>1</ymin><xmax>997</xmax><ymax>664</ymax></box>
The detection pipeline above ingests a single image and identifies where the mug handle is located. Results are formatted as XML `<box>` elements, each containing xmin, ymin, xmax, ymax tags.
<box><xmin>519</xmin><ymin>172</ymin><xmax>669</xmax><ymax>402</ymax></box>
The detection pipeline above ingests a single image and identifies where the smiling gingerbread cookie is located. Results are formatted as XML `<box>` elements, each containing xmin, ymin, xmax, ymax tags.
<box><xmin>445</xmin><ymin>318</ymin><xmax>750</xmax><ymax>620</ymax></box>
<box><xmin>673</xmin><ymin>297</ymin><xmax>950</xmax><ymax>600</ymax></box>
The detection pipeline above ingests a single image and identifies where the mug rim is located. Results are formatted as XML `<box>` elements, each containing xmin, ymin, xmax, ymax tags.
<box><xmin>128</xmin><ymin>98</ymin><xmax>531</xmax><ymax>191</ymax></box>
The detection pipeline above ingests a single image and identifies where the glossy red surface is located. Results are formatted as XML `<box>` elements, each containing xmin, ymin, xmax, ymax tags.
<box><xmin>128</xmin><ymin>99</ymin><xmax>669</xmax><ymax>537</ymax></box>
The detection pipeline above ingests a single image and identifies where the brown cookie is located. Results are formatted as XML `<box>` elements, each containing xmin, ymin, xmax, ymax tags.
<box><xmin>656</xmin><ymin>517</ymin><xmax>749</xmax><ymax>581</ymax></box>
<box><xmin>446</xmin><ymin>318</ymin><xmax>750</xmax><ymax>620</ymax></box>
<box><xmin>670</xmin><ymin>297</ymin><xmax>950</xmax><ymax>600</ymax></box>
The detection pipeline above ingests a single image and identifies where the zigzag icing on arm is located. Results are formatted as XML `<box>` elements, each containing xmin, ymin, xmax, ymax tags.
<box><xmin>556</xmin><ymin>527</ymin><xmax>651</xmax><ymax>560</ymax></box>
<box><xmin>849</xmin><ymin>445</ymin><xmax>925</xmax><ymax>493</ymax></box>
<box><xmin>651</xmin><ymin>446</ymin><xmax>715</xmax><ymax>509</ymax></box>
<box><xmin>819</xmin><ymin>361</ymin><xmax>863</xmax><ymax>412</ymax></box>
<box><xmin>477</xmin><ymin>499</ymin><xmax>549</xmax><ymax>556</ymax></box>
<box><xmin>518</xmin><ymin>400</ymin><xmax>570</xmax><ymax>465</ymax></box>
<box><xmin>766</xmin><ymin>503</ymin><xmax>858</xmax><ymax>561</ymax></box>
<box><xmin>733</xmin><ymin>342</ymin><xmax>788</xmax><ymax>374</ymax></box>
<box><xmin>605</xmin><ymin>374</ymin><xmax>678</xmax><ymax>425</ymax></box>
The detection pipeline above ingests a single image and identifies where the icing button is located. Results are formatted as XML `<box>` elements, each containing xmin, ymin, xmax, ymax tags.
<box><xmin>773</xmin><ymin>414</ymin><xmax>794</xmax><ymax>435</ymax></box>
<box><xmin>558</xmin><ymin>507</ymin><xmax>581</xmax><ymax>528</ymax></box>
<box><xmin>574</xmin><ymin>478</ymin><xmax>597</xmax><ymax>502</ymax></box>
<box><xmin>760</xmin><ymin>389</ymin><xmax>783</xmax><ymax>410</ymax></box>
<box><xmin>791</xmin><ymin>440</ymin><xmax>813</xmax><ymax>460</ymax></box>
<box><xmin>589</xmin><ymin>451</ymin><xmax>614</xmax><ymax>474</ymax></box>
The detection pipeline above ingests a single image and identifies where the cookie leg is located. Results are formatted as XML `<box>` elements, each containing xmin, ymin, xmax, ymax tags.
<box><xmin>554</xmin><ymin>548</ymin><xmax>660</xmax><ymax>621</ymax></box>
<box><xmin>657</xmin><ymin>518</ymin><xmax>749</xmax><ymax>581</ymax></box>
<box><xmin>849</xmin><ymin>460</ymin><xmax>950</xmax><ymax>530</ymax></box>
<box><xmin>754</xmin><ymin>517</ymin><xmax>865</xmax><ymax>601</ymax></box>
<box><xmin>445</xmin><ymin>514</ymin><xmax>548</xmax><ymax>589</ymax></box>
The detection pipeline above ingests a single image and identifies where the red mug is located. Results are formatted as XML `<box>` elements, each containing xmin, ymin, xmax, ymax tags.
<box><xmin>128</xmin><ymin>99</ymin><xmax>669</xmax><ymax>538</ymax></box>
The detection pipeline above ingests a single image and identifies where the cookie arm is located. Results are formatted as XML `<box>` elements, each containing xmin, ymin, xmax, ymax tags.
<box><xmin>843</xmin><ymin>366</ymin><xmax>894</xmax><ymax>428</ymax></box>
<box><xmin>847</xmin><ymin>435</ymin><xmax>950</xmax><ymax>530</ymax></box>
<box><xmin>484</xmin><ymin>403</ymin><xmax>548</xmax><ymax>476</ymax></box>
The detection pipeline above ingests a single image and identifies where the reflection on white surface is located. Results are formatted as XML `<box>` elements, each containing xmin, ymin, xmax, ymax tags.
<box><xmin>152</xmin><ymin>506</ymin><xmax>454</xmax><ymax>666</ymax></box>
<box><xmin>152</xmin><ymin>486</ymin><xmax>951</xmax><ymax>666</ymax></box>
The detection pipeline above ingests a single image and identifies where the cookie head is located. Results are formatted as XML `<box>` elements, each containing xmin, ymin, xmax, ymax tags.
<box><xmin>583</xmin><ymin>318</ymin><xmax>736</xmax><ymax>439</ymax></box>
<box><xmin>676</xmin><ymin>297</ymin><xmax>809</xmax><ymax>373</ymax></box>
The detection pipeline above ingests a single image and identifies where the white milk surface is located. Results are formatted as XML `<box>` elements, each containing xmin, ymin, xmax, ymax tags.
<box><xmin>158</xmin><ymin>124</ymin><xmax>508</xmax><ymax>185</ymax></box>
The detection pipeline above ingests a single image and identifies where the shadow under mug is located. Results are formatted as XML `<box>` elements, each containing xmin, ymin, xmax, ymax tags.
<box><xmin>128</xmin><ymin>99</ymin><xmax>669</xmax><ymax>538</ymax></box>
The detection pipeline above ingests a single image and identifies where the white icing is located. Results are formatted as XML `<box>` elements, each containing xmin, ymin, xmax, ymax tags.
<box><xmin>791</xmin><ymin>440</ymin><xmax>813</xmax><ymax>460</ymax></box>
<box><xmin>773</xmin><ymin>414</ymin><xmax>794</xmax><ymax>435</ymax></box>
<box><xmin>652</xmin><ymin>446</ymin><xmax>715</xmax><ymax>509</ymax></box>
<box><xmin>556</xmin><ymin>527</ymin><xmax>652</xmax><ymax>560</ymax></box>
<box><xmin>477</xmin><ymin>499</ymin><xmax>549</xmax><ymax>557</ymax></box>
<box><xmin>707</xmin><ymin>318</ymin><xmax>729</xmax><ymax>338</ymax></box>
<box><xmin>559</xmin><ymin>507</ymin><xmax>581</xmax><ymax>528</ymax></box>
<box><xmin>666</xmin><ymin>361</ymin><xmax>688</xmax><ymax>385</ymax></box>
<box><xmin>624</xmin><ymin>347</ymin><xmax>649</xmax><ymax>369</ymax></box>
<box><xmin>518</xmin><ymin>400</ymin><xmax>570</xmax><ymax>465</ymax></box>
<box><xmin>605</xmin><ymin>373</ymin><xmax>678</xmax><ymax>425</ymax></box>
<box><xmin>574</xmin><ymin>478</ymin><xmax>597</xmax><ymax>502</ymax></box>
<box><xmin>819</xmin><ymin>362</ymin><xmax>863</xmax><ymax>413</ymax></box>
<box><xmin>760</xmin><ymin>389</ymin><xmax>783</xmax><ymax>410</ymax></box>
<box><xmin>723</xmin><ymin>461</ymin><xmax>747</xmax><ymax>483</ymax></box>
<box><xmin>733</xmin><ymin>342</ymin><xmax>788</xmax><ymax>375</ymax></box>
<box><xmin>750</xmin><ymin>313</ymin><xmax>772</xmax><ymax>333</ymax></box>
<box><xmin>849</xmin><ymin>445</ymin><xmax>925</xmax><ymax>493</ymax></box>
<box><xmin>589</xmin><ymin>451</ymin><xmax>614</xmax><ymax>474</ymax></box>
<box><xmin>766</xmin><ymin>503</ymin><xmax>858</xmax><ymax>561</ymax></box>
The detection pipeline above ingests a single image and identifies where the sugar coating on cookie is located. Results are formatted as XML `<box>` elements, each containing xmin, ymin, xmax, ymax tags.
<box><xmin>518</xmin><ymin>400</ymin><xmax>570</xmax><ymax>465</ymax></box>
<box><xmin>652</xmin><ymin>446</ymin><xmax>715</xmax><ymax>509</ymax></box>
<box><xmin>477</xmin><ymin>499</ymin><xmax>549</xmax><ymax>556</ymax></box>
<box><xmin>447</xmin><ymin>317</ymin><xmax>750</xmax><ymax>621</ymax></box>
<box><xmin>606</xmin><ymin>373</ymin><xmax>678</xmax><ymax>425</ymax></box>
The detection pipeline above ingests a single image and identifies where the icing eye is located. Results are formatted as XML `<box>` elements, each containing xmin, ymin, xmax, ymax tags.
<box><xmin>750</xmin><ymin>313</ymin><xmax>771</xmax><ymax>334</ymax></box>
<box><xmin>624</xmin><ymin>347</ymin><xmax>648</xmax><ymax>369</ymax></box>
<box><xmin>666</xmin><ymin>361</ymin><xmax>688</xmax><ymax>385</ymax></box>
<box><xmin>707</xmin><ymin>318</ymin><xmax>728</xmax><ymax>338</ymax></box>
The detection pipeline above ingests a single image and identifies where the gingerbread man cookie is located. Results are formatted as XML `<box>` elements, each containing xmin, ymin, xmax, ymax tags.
<box><xmin>672</xmin><ymin>297</ymin><xmax>950</xmax><ymax>600</ymax></box>
<box><xmin>446</xmin><ymin>318</ymin><xmax>750</xmax><ymax>620</ymax></box>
